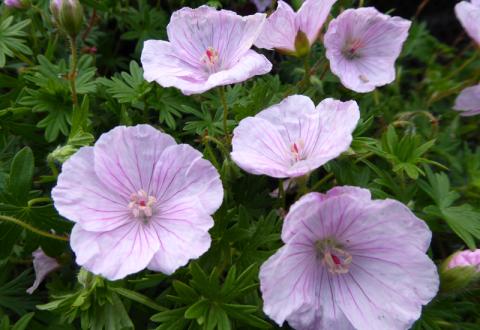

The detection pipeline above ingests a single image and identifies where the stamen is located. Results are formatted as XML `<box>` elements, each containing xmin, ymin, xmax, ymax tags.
<box><xmin>201</xmin><ymin>47</ymin><xmax>219</xmax><ymax>70</ymax></box>
<box><xmin>128</xmin><ymin>190</ymin><xmax>157</xmax><ymax>220</ymax></box>
<box><xmin>342</xmin><ymin>39</ymin><xmax>363</xmax><ymax>60</ymax></box>
<box><xmin>290</xmin><ymin>140</ymin><xmax>305</xmax><ymax>163</ymax></box>
<box><xmin>316</xmin><ymin>238</ymin><xmax>352</xmax><ymax>274</ymax></box>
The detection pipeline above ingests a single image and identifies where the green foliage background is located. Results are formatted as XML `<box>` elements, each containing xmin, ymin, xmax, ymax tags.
<box><xmin>0</xmin><ymin>0</ymin><xmax>480</xmax><ymax>329</ymax></box>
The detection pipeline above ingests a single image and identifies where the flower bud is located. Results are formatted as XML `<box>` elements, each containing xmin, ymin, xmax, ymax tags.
<box><xmin>440</xmin><ymin>249</ymin><xmax>480</xmax><ymax>292</ymax></box>
<box><xmin>48</xmin><ymin>144</ymin><xmax>78</xmax><ymax>163</ymax></box>
<box><xmin>4</xmin><ymin>0</ymin><xmax>28</xmax><ymax>8</ymax></box>
<box><xmin>294</xmin><ymin>30</ymin><xmax>310</xmax><ymax>57</ymax></box>
<box><xmin>50</xmin><ymin>0</ymin><xmax>84</xmax><ymax>38</ymax></box>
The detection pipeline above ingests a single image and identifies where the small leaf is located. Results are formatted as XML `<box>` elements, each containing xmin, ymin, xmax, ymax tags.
<box><xmin>8</xmin><ymin>147</ymin><xmax>34</xmax><ymax>204</ymax></box>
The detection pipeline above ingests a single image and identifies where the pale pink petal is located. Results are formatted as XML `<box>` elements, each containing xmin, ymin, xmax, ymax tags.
<box><xmin>167</xmin><ymin>6</ymin><xmax>266</xmax><ymax>68</ymax></box>
<box><xmin>70</xmin><ymin>222</ymin><xmax>160</xmax><ymax>281</ymax></box>
<box><xmin>204</xmin><ymin>50</ymin><xmax>272</xmax><ymax>92</ymax></box>
<box><xmin>151</xmin><ymin>144</ymin><xmax>223</xmax><ymax>215</ymax></box>
<box><xmin>259</xmin><ymin>242</ymin><xmax>318</xmax><ymax>326</ymax></box>
<box><xmin>455</xmin><ymin>1</ymin><xmax>480</xmax><ymax>45</ymax></box>
<box><xmin>142</xmin><ymin>6</ymin><xmax>270</xmax><ymax>95</ymax></box>
<box><xmin>260</xmin><ymin>186</ymin><xmax>438</xmax><ymax>329</ymax></box>
<box><xmin>337</xmin><ymin>246</ymin><xmax>438</xmax><ymax>330</ymax></box>
<box><xmin>252</xmin><ymin>0</ymin><xmax>271</xmax><ymax>12</ymax></box>
<box><xmin>255</xmin><ymin>1</ymin><xmax>298</xmax><ymax>52</ymax></box>
<box><xmin>231</xmin><ymin>116</ymin><xmax>293</xmax><ymax>178</ymax></box>
<box><xmin>52</xmin><ymin>147</ymin><xmax>131</xmax><ymax>232</ymax></box>
<box><xmin>141</xmin><ymin>40</ymin><xmax>207</xmax><ymax>91</ymax></box>
<box><xmin>324</xmin><ymin>7</ymin><xmax>411</xmax><ymax>93</ymax></box>
<box><xmin>296</xmin><ymin>0</ymin><xmax>337</xmax><ymax>45</ymax></box>
<box><xmin>26</xmin><ymin>248</ymin><xmax>60</xmax><ymax>294</ymax></box>
<box><xmin>93</xmin><ymin>125</ymin><xmax>176</xmax><ymax>197</ymax></box>
<box><xmin>448</xmin><ymin>249</ymin><xmax>480</xmax><ymax>270</ymax></box>
<box><xmin>231</xmin><ymin>95</ymin><xmax>359</xmax><ymax>178</ymax></box>
<box><xmin>454</xmin><ymin>84</ymin><xmax>480</xmax><ymax>116</ymax></box>
<box><xmin>148</xmin><ymin>206</ymin><xmax>213</xmax><ymax>274</ymax></box>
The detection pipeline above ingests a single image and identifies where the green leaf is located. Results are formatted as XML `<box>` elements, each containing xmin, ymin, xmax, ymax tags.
<box><xmin>111</xmin><ymin>287</ymin><xmax>167</xmax><ymax>312</ymax></box>
<box><xmin>11</xmin><ymin>312</ymin><xmax>34</xmax><ymax>330</ymax></box>
<box><xmin>98</xmin><ymin>61</ymin><xmax>151</xmax><ymax>105</ymax></box>
<box><xmin>8</xmin><ymin>147</ymin><xmax>34</xmax><ymax>205</ymax></box>
<box><xmin>184</xmin><ymin>299</ymin><xmax>208</xmax><ymax>321</ymax></box>
<box><xmin>0</xmin><ymin>18</ymin><xmax>32</xmax><ymax>67</ymax></box>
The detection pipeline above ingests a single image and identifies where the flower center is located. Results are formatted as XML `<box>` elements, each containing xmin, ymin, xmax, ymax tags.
<box><xmin>342</xmin><ymin>39</ymin><xmax>363</xmax><ymax>60</ymax></box>
<box><xmin>201</xmin><ymin>47</ymin><xmax>219</xmax><ymax>70</ymax></box>
<box><xmin>128</xmin><ymin>190</ymin><xmax>157</xmax><ymax>220</ymax></box>
<box><xmin>290</xmin><ymin>140</ymin><xmax>305</xmax><ymax>163</ymax></box>
<box><xmin>316</xmin><ymin>238</ymin><xmax>352</xmax><ymax>274</ymax></box>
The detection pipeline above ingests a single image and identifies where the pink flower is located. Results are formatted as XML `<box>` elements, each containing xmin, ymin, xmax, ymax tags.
<box><xmin>255</xmin><ymin>0</ymin><xmax>337</xmax><ymax>55</ymax></box>
<box><xmin>454</xmin><ymin>84</ymin><xmax>480</xmax><ymax>116</ymax></box>
<box><xmin>231</xmin><ymin>95</ymin><xmax>359</xmax><ymax>178</ymax></box>
<box><xmin>141</xmin><ymin>6</ymin><xmax>272</xmax><ymax>95</ymax></box>
<box><xmin>26</xmin><ymin>248</ymin><xmax>60</xmax><ymax>294</ymax></box>
<box><xmin>252</xmin><ymin>0</ymin><xmax>271</xmax><ymax>12</ymax></box>
<box><xmin>259</xmin><ymin>186</ymin><xmax>439</xmax><ymax>329</ymax></box>
<box><xmin>455</xmin><ymin>0</ymin><xmax>480</xmax><ymax>45</ymax></box>
<box><xmin>4</xmin><ymin>0</ymin><xmax>23</xmax><ymax>8</ymax></box>
<box><xmin>52</xmin><ymin>125</ymin><xmax>223</xmax><ymax>280</ymax></box>
<box><xmin>324</xmin><ymin>7</ymin><xmax>411</xmax><ymax>93</ymax></box>
<box><xmin>448</xmin><ymin>249</ymin><xmax>480</xmax><ymax>271</ymax></box>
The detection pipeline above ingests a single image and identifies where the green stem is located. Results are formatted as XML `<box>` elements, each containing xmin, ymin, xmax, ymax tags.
<box><xmin>203</xmin><ymin>140</ymin><xmax>220</xmax><ymax>169</ymax></box>
<box><xmin>0</xmin><ymin>214</ymin><xmax>69</xmax><ymax>241</ymax></box>
<box><xmin>359</xmin><ymin>0</ymin><xmax>365</xmax><ymax>7</ymax></box>
<box><xmin>218</xmin><ymin>87</ymin><xmax>230</xmax><ymax>143</ymax></box>
<box><xmin>13</xmin><ymin>50</ymin><xmax>34</xmax><ymax>66</ymax></box>
<box><xmin>69</xmin><ymin>36</ymin><xmax>78</xmax><ymax>106</ymax></box>
<box><xmin>204</xmin><ymin>135</ymin><xmax>230</xmax><ymax>158</ymax></box>
<box><xmin>27</xmin><ymin>197</ymin><xmax>52</xmax><ymax>207</ymax></box>
<box><xmin>302</xmin><ymin>54</ymin><xmax>311</xmax><ymax>88</ymax></box>
<box><xmin>310</xmin><ymin>172</ymin><xmax>334</xmax><ymax>192</ymax></box>
<box><xmin>278</xmin><ymin>180</ymin><xmax>286</xmax><ymax>210</ymax></box>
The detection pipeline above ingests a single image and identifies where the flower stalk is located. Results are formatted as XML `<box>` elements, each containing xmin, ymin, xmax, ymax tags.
<box><xmin>0</xmin><ymin>214</ymin><xmax>69</xmax><ymax>241</ymax></box>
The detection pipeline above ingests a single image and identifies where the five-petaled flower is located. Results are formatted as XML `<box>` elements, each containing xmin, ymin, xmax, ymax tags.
<box><xmin>52</xmin><ymin>125</ymin><xmax>223</xmax><ymax>280</ymax></box>
<box><xmin>141</xmin><ymin>5</ymin><xmax>272</xmax><ymax>95</ymax></box>
<box><xmin>455</xmin><ymin>0</ymin><xmax>480</xmax><ymax>45</ymax></box>
<box><xmin>324</xmin><ymin>7</ymin><xmax>411</xmax><ymax>93</ymax></box>
<box><xmin>231</xmin><ymin>95</ymin><xmax>359</xmax><ymax>178</ymax></box>
<box><xmin>255</xmin><ymin>0</ymin><xmax>337</xmax><ymax>56</ymax></box>
<box><xmin>259</xmin><ymin>186</ymin><xmax>439</xmax><ymax>329</ymax></box>
<box><xmin>454</xmin><ymin>84</ymin><xmax>480</xmax><ymax>116</ymax></box>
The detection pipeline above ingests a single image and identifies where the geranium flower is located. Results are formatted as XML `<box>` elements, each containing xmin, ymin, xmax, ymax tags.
<box><xmin>141</xmin><ymin>6</ymin><xmax>272</xmax><ymax>95</ymax></box>
<box><xmin>455</xmin><ymin>0</ymin><xmax>480</xmax><ymax>45</ymax></box>
<box><xmin>252</xmin><ymin>0</ymin><xmax>271</xmax><ymax>12</ymax></box>
<box><xmin>260</xmin><ymin>186</ymin><xmax>439</xmax><ymax>329</ymax></box>
<box><xmin>231</xmin><ymin>95</ymin><xmax>359</xmax><ymax>178</ymax></box>
<box><xmin>448</xmin><ymin>249</ymin><xmax>480</xmax><ymax>271</ymax></box>
<box><xmin>52</xmin><ymin>125</ymin><xmax>223</xmax><ymax>280</ymax></box>
<box><xmin>454</xmin><ymin>84</ymin><xmax>480</xmax><ymax>116</ymax></box>
<box><xmin>324</xmin><ymin>7</ymin><xmax>411</xmax><ymax>93</ymax></box>
<box><xmin>255</xmin><ymin>0</ymin><xmax>337</xmax><ymax>55</ymax></box>
<box><xmin>27</xmin><ymin>248</ymin><xmax>60</xmax><ymax>294</ymax></box>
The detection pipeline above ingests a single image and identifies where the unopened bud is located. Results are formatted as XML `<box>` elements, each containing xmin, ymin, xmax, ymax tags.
<box><xmin>50</xmin><ymin>0</ymin><xmax>84</xmax><ymax>38</ymax></box>
<box><xmin>4</xmin><ymin>0</ymin><xmax>29</xmax><ymax>9</ymax></box>
<box><xmin>294</xmin><ymin>30</ymin><xmax>310</xmax><ymax>58</ymax></box>
<box><xmin>440</xmin><ymin>249</ymin><xmax>480</xmax><ymax>292</ymax></box>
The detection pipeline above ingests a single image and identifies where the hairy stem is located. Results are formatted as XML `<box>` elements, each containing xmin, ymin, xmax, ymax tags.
<box><xmin>0</xmin><ymin>214</ymin><xmax>69</xmax><ymax>242</ymax></box>
<box><xmin>218</xmin><ymin>87</ymin><xmax>230</xmax><ymax>144</ymax></box>
<box><xmin>69</xmin><ymin>36</ymin><xmax>79</xmax><ymax>106</ymax></box>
